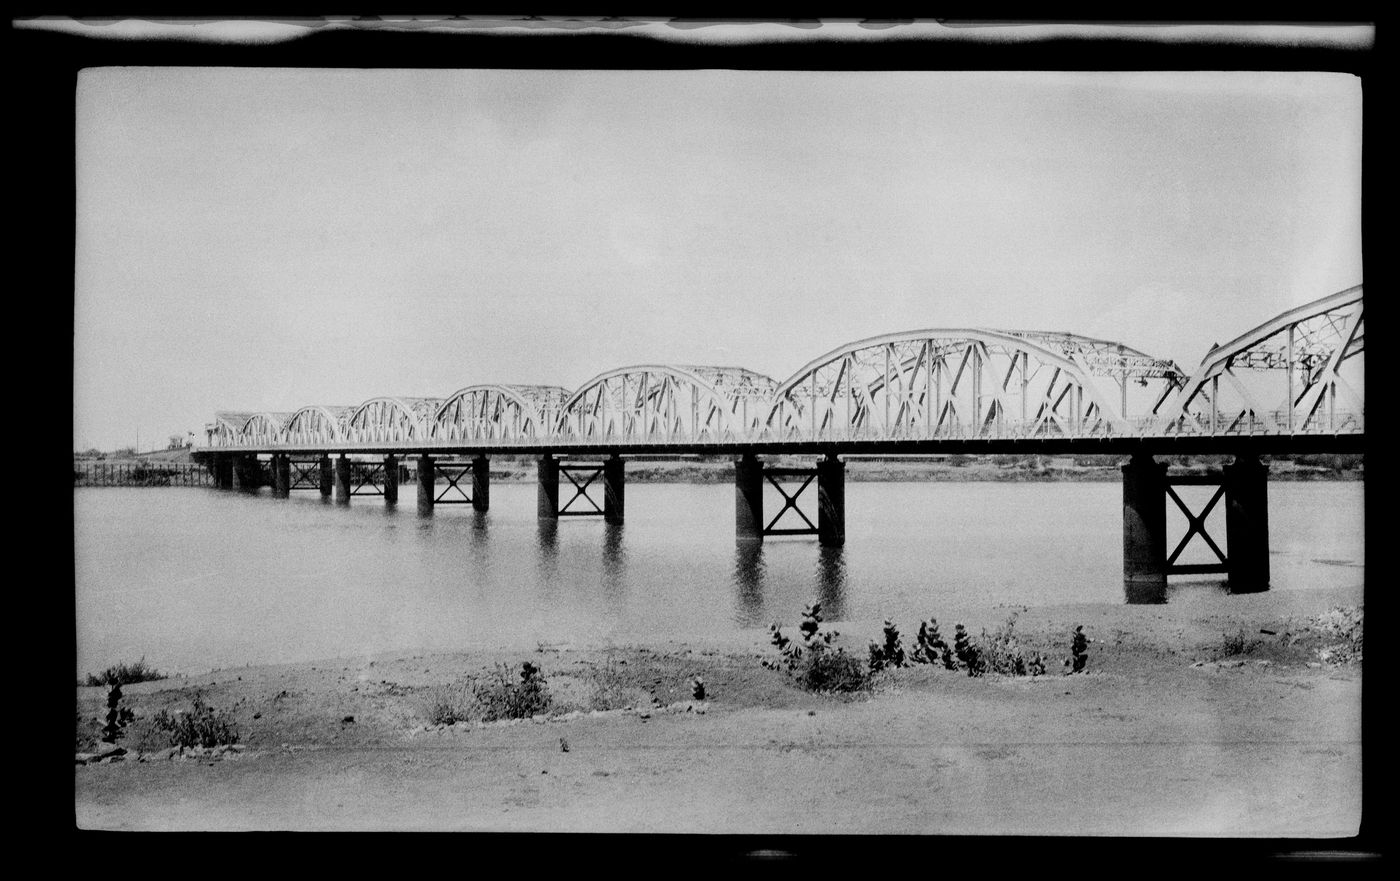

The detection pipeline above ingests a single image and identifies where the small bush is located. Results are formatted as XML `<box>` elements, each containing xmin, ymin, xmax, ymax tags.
<box><xmin>83</xmin><ymin>657</ymin><xmax>166</xmax><ymax>687</ymax></box>
<box><xmin>763</xmin><ymin>602</ymin><xmax>869</xmax><ymax>693</ymax></box>
<box><xmin>473</xmin><ymin>662</ymin><xmax>552</xmax><ymax>721</ymax></box>
<box><xmin>425</xmin><ymin>683</ymin><xmax>474</xmax><ymax>725</ymax></box>
<box><xmin>798</xmin><ymin>648</ymin><xmax>870</xmax><ymax>693</ymax></box>
<box><xmin>868</xmin><ymin>619</ymin><xmax>907</xmax><ymax>672</ymax></box>
<box><xmin>979</xmin><ymin>614</ymin><xmax>1048</xmax><ymax>677</ymax></box>
<box><xmin>152</xmin><ymin>693</ymin><xmax>239</xmax><ymax>749</ymax></box>
<box><xmin>583</xmin><ymin>655</ymin><xmax>636</xmax><ymax>711</ymax></box>
<box><xmin>100</xmin><ymin>683</ymin><xmax>136</xmax><ymax>743</ymax></box>
<box><xmin>953</xmin><ymin>623</ymin><xmax>984</xmax><ymax>676</ymax></box>
<box><xmin>1067</xmin><ymin>625</ymin><xmax>1090</xmax><ymax>673</ymax></box>
<box><xmin>910</xmin><ymin>618</ymin><xmax>957</xmax><ymax>670</ymax></box>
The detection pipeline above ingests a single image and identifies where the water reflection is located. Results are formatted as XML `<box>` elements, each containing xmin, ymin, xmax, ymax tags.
<box><xmin>733</xmin><ymin>542</ymin><xmax>767</xmax><ymax>626</ymax></box>
<box><xmin>535</xmin><ymin>519</ymin><xmax>558</xmax><ymax>600</ymax></box>
<box><xmin>600</xmin><ymin>523</ymin><xmax>627</xmax><ymax>614</ymax></box>
<box><xmin>815</xmin><ymin>545</ymin><xmax>847</xmax><ymax>621</ymax></box>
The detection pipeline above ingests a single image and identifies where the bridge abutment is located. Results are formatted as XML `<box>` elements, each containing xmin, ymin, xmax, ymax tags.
<box><xmin>735</xmin><ymin>453</ymin><xmax>764</xmax><ymax>541</ymax></box>
<box><xmin>472</xmin><ymin>455</ymin><xmax>490</xmax><ymax>512</ymax></box>
<box><xmin>334</xmin><ymin>455</ymin><xmax>351</xmax><ymax>505</ymax></box>
<box><xmin>817</xmin><ymin>453</ymin><xmax>845</xmax><ymax>547</ymax></box>
<box><xmin>384</xmin><ymin>454</ymin><xmax>398</xmax><ymax>505</ymax></box>
<box><xmin>1122</xmin><ymin>453</ymin><xmax>1168</xmax><ymax>603</ymax></box>
<box><xmin>1225</xmin><ymin>454</ymin><xmax>1270</xmax><ymax>593</ymax></box>
<box><xmin>537</xmin><ymin>454</ymin><xmax>559</xmax><ymax>519</ymax></box>
<box><xmin>604</xmin><ymin>454</ymin><xmax>624</xmax><ymax>524</ymax></box>
<box><xmin>416</xmin><ymin>455</ymin><xmax>435</xmax><ymax>515</ymax></box>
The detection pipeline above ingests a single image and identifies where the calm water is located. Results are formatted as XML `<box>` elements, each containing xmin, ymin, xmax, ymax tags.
<box><xmin>74</xmin><ymin>481</ymin><xmax>1364</xmax><ymax>675</ymax></box>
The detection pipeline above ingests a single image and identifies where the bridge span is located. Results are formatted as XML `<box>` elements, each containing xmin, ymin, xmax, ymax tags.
<box><xmin>195</xmin><ymin>287</ymin><xmax>1363</xmax><ymax>603</ymax></box>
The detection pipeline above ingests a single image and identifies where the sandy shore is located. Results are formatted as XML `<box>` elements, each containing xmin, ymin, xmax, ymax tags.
<box><xmin>74</xmin><ymin>583</ymin><xmax>1364</xmax><ymax>836</ymax></box>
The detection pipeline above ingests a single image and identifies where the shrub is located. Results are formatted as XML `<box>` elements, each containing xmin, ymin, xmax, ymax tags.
<box><xmin>83</xmin><ymin>657</ymin><xmax>166</xmax><ymax>687</ymax></box>
<box><xmin>868</xmin><ymin>619</ymin><xmax>907</xmax><ymax>671</ymax></box>
<box><xmin>152</xmin><ymin>693</ymin><xmax>239</xmax><ymax>749</ymax></box>
<box><xmin>100</xmin><ymin>683</ymin><xmax>136</xmax><ymax>743</ymax></box>
<box><xmin>763</xmin><ymin>602</ymin><xmax>869</xmax><ymax>693</ymax></box>
<box><xmin>583</xmin><ymin>655</ymin><xmax>635</xmax><ymax>711</ymax></box>
<box><xmin>978</xmin><ymin>614</ymin><xmax>1048</xmax><ymax>677</ymax></box>
<box><xmin>425</xmin><ymin>683</ymin><xmax>474</xmax><ymax>725</ymax></box>
<box><xmin>473</xmin><ymin>662</ymin><xmax>552</xmax><ymax>721</ymax></box>
<box><xmin>953</xmin><ymin>623</ymin><xmax>984</xmax><ymax>676</ymax></box>
<box><xmin>798</xmin><ymin>648</ymin><xmax>870</xmax><ymax>693</ymax></box>
<box><xmin>1067</xmin><ymin>625</ymin><xmax>1090</xmax><ymax>673</ymax></box>
<box><xmin>910</xmin><ymin>618</ymin><xmax>957</xmax><ymax>670</ymax></box>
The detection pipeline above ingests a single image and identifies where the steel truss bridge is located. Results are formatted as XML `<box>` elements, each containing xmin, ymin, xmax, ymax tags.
<box><xmin>203</xmin><ymin>287</ymin><xmax>1363</xmax><ymax>457</ymax></box>
<box><xmin>195</xmin><ymin>287</ymin><xmax>1363</xmax><ymax>601</ymax></box>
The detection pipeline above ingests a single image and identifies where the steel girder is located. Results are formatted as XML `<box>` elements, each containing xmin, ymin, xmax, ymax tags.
<box><xmin>761</xmin><ymin>329</ymin><xmax>1185</xmax><ymax>442</ymax></box>
<box><xmin>556</xmin><ymin>365</ymin><xmax>781</xmax><ymax>443</ymax></box>
<box><xmin>1157</xmin><ymin>286</ymin><xmax>1364</xmax><ymax>436</ymax></box>
<box><xmin>432</xmin><ymin>384</ymin><xmax>572</xmax><ymax>443</ymax></box>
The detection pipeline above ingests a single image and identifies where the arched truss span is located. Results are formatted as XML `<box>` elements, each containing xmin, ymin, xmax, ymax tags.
<box><xmin>1157</xmin><ymin>286</ymin><xmax>1363</xmax><ymax>436</ymax></box>
<box><xmin>556</xmin><ymin>365</ymin><xmax>780</xmax><ymax>443</ymax></box>
<box><xmin>206</xmin><ymin>411</ymin><xmax>257</xmax><ymax>447</ymax></box>
<box><xmin>239</xmin><ymin>412</ymin><xmax>293</xmax><ymax>447</ymax></box>
<box><xmin>283</xmin><ymin>405</ymin><xmax>355</xmax><ymax>446</ymax></box>
<box><xmin>344</xmin><ymin>397</ymin><xmax>443</xmax><ymax>444</ymax></box>
<box><xmin>431</xmin><ymin>384</ymin><xmax>572</xmax><ymax>442</ymax></box>
<box><xmin>762</xmin><ymin>329</ymin><xmax>1186</xmax><ymax>441</ymax></box>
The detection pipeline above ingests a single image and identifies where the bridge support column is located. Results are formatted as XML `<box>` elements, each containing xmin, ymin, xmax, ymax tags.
<box><xmin>538</xmin><ymin>455</ymin><xmax>559</xmax><ymax>519</ymax></box>
<box><xmin>417</xmin><ymin>455</ymin><xmax>435</xmax><ymax>515</ymax></box>
<box><xmin>604</xmin><ymin>454</ymin><xmax>625</xmax><ymax>524</ymax></box>
<box><xmin>272</xmin><ymin>454</ymin><xmax>290</xmax><ymax>498</ymax></box>
<box><xmin>817</xmin><ymin>453</ymin><xmax>845</xmax><ymax>547</ymax></box>
<box><xmin>383</xmin><ymin>454</ymin><xmax>398</xmax><ymax>505</ymax></box>
<box><xmin>319</xmin><ymin>454</ymin><xmax>333</xmax><ymax>497</ymax></box>
<box><xmin>1225</xmin><ymin>454</ymin><xmax>1270</xmax><ymax>593</ymax></box>
<box><xmin>472</xmin><ymin>455</ymin><xmax>490</xmax><ymax>512</ymax></box>
<box><xmin>735</xmin><ymin>453</ymin><xmax>764</xmax><ymax>542</ymax></box>
<box><xmin>231</xmin><ymin>454</ymin><xmax>259</xmax><ymax>491</ymax></box>
<box><xmin>213</xmin><ymin>453</ymin><xmax>233</xmax><ymax>489</ymax></box>
<box><xmin>1122</xmin><ymin>453</ymin><xmax>1167</xmax><ymax>604</ymax></box>
<box><xmin>334</xmin><ymin>455</ymin><xmax>351</xmax><ymax>505</ymax></box>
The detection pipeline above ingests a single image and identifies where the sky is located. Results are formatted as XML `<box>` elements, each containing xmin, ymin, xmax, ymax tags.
<box><xmin>73</xmin><ymin>67</ymin><xmax>1363</xmax><ymax>452</ymax></box>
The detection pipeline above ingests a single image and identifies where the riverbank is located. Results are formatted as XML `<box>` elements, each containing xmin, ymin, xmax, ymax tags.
<box><xmin>75</xmin><ymin>583</ymin><xmax>1364</xmax><ymax>835</ymax></box>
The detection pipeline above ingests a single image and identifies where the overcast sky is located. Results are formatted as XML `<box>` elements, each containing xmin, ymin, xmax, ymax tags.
<box><xmin>73</xmin><ymin>67</ymin><xmax>1362</xmax><ymax>451</ymax></box>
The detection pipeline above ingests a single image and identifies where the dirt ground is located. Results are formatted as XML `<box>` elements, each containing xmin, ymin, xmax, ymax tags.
<box><xmin>74</xmin><ymin>583</ymin><xmax>1364</xmax><ymax>837</ymax></box>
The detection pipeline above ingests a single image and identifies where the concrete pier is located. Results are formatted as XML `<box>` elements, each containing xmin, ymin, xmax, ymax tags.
<box><xmin>319</xmin><ymin>454</ymin><xmax>333</xmax><ymax>497</ymax></box>
<box><xmin>1224</xmin><ymin>454</ymin><xmax>1270</xmax><ymax>593</ymax></box>
<box><xmin>231</xmin><ymin>454</ymin><xmax>259</xmax><ymax>491</ymax></box>
<box><xmin>334</xmin><ymin>455</ymin><xmax>351</xmax><ymax>505</ymax></box>
<box><xmin>537</xmin><ymin>454</ymin><xmax>559</xmax><ymax>519</ymax></box>
<box><xmin>735</xmin><ymin>453</ymin><xmax>764</xmax><ymax>541</ymax></box>
<box><xmin>417</xmin><ymin>454</ymin><xmax>435</xmax><ymax>515</ymax></box>
<box><xmin>383</xmin><ymin>454</ymin><xmax>398</xmax><ymax>505</ymax></box>
<box><xmin>604</xmin><ymin>454</ymin><xmax>625</xmax><ymax>524</ymax></box>
<box><xmin>1122</xmin><ymin>453</ymin><xmax>1168</xmax><ymax>603</ymax></box>
<box><xmin>817</xmin><ymin>453</ymin><xmax>845</xmax><ymax>547</ymax></box>
<box><xmin>472</xmin><ymin>455</ymin><xmax>490</xmax><ymax>512</ymax></box>
<box><xmin>213</xmin><ymin>453</ymin><xmax>233</xmax><ymax>489</ymax></box>
<box><xmin>272</xmin><ymin>454</ymin><xmax>290</xmax><ymax>498</ymax></box>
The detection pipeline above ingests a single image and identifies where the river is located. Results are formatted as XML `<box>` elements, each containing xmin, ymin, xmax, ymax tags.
<box><xmin>74</xmin><ymin>480</ymin><xmax>1364</xmax><ymax>676</ymax></box>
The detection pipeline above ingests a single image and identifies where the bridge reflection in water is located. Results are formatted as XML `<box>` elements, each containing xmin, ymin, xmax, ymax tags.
<box><xmin>196</xmin><ymin>288</ymin><xmax>1363</xmax><ymax>603</ymax></box>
